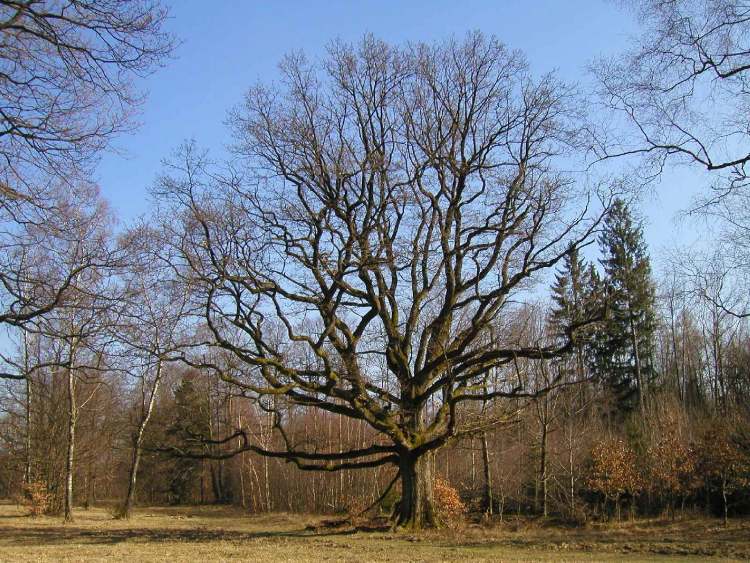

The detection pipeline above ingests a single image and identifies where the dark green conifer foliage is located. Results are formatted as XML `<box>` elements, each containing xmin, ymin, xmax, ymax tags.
<box><xmin>550</xmin><ymin>247</ymin><xmax>592</xmax><ymax>337</ymax></box>
<box><xmin>550</xmin><ymin>246</ymin><xmax>595</xmax><ymax>383</ymax></box>
<box><xmin>593</xmin><ymin>199</ymin><xmax>657</xmax><ymax>413</ymax></box>
<box><xmin>166</xmin><ymin>377</ymin><xmax>211</xmax><ymax>504</ymax></box>
<box><xmin>549</xmin><ymin>246</ymin><xmax>610</xmax><ymax>398</ymax></box>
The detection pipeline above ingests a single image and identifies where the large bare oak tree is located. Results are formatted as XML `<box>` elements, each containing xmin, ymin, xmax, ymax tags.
<box><xmin>158</xmin><ymin>34</ymin><xmax>612</xmax><ymax>529</ymax></box>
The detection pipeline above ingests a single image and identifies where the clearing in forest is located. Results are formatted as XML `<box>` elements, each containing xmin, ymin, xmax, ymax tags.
<box><xmin>0</xmin><ymin>502</ymin><xmax>749</xmax><ymax>561</ymax></box>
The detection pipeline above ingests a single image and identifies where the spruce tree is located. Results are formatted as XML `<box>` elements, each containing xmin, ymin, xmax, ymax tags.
<box><xmin>166</xmin><ymin>377</ymin><xmax>211</xmax><ymax>504</ymax></box>
<box><xmin>593</xmin><ymin>199</ymin><xmax>657</xmax><ymax>414</ymax></box>
<box><xmin>550</xmin><ymin>246</ymin><xmax>596</xmax><ymax>383</ymax></box>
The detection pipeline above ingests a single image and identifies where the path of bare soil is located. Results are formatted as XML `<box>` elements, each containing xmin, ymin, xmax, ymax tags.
<box><xmin>0</xmin><ymin>502</ymin><xmax>748</xmax><ymax>561</ymax></box>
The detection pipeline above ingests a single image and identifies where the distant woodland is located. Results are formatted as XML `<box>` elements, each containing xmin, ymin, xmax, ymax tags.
<box><xmin>0</xmin><ymin>0</ymin><xmax>749</xmax><ymax>530</ymax></box>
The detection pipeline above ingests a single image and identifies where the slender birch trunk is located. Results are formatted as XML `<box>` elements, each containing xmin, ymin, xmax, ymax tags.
<box><xmin>64</xmin><ymin>338</ymin><xmax>78</xmax><ymax>523</ymax></box>
<box><xmin>120</xmin><ymin>359</ymin><xmax>162</xmax><ymax>518</ymax></box>
<box><xmin>23</xmin><ymin>329</ymin><xmax>32</xmax><ymax>485</ymax></box>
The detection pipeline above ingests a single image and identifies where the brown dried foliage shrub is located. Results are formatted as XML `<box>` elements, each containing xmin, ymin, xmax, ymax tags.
<box><xmin>20</xmin><ymin>481</ymin><xmax>50</xmax><ymax>517</ymax></box>
<box><xmin>588</xmin><ymin>438</ymin><xmax>643</xmax><ymax>501</ymax></box>
<box><xmin>434</xmin><ymin>477</ymin><xmax>467</xmax><ymax>526</ymax></box>
<box><xmin>647</xmin><ymin>428</ymin><xmax>698</xmax><ymax>502</ymax></box>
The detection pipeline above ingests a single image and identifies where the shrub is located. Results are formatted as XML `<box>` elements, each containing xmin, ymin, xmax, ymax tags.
<box><xmin>434</xmin><ymin>477</ymin><xmax>467</xmax><ymax>526</ymax></box>
<box><xmin>588</xmin><ymin>438</ymin><xmax>643</xmax><ymax>520</ymax></box>
<box><xmin>646</xmin><ymin>430</ymin><xmax>697</xmax><ymax>517</ymax></box>
<box><xmin>20</xmin><ymin>482</ymin><xmax>50</xmax><ymax>517</ymax></box>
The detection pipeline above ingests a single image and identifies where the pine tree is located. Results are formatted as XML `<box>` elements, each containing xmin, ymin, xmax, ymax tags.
<box><xmin>593</xmin><ymin>199</ymin><xmax>657</xmax><ymax>414</ymax></box>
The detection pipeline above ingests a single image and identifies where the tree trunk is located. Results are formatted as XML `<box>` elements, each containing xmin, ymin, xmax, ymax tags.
<box><xmin>395</xmin><ymin>452</ymin><xmax>436</xmax><ymax>530</ymax></box>
<box><xmin>238</xmin><ymin>410</ymin><xmax>247</xmax><ymax>509</ymax></box>
<box><xmin>23</xmin><ymin>326</ymin><xmax>35</xmax><ymax>485</ymax></box>
<box><xmin>722</xmin><ymin>478</ymin><xmax>728</xmax><ymax>527</ymax></box>
<box><xmin>470</xmin><ymin>436</ymin><xmax>476</xmax><ymax>492</ymax></box>
<box><xmin>263</xmin><ymin>454</ymin><xmax>271</xmax><ymax>511</ymax></box>
<box><xmin>481</xmin><ymin>430</ymin><xmax>493</xmax><ymax>515</ymax></box>
<box><xmin>539</xmin><ymin>419</ymin><xmax>548</xmax><ymax>517</ymax></box>
<box><xmin>83</xmin><ymin>464</ymin><xmax>92</xmax><ymax>510</ymax></box>
<box><xmin>120</xmin><ymin>363</ymin><xmax>162</xmax><ymax>519</ymax></box>
<box><xmin>616</xmin><ymin>494</ymin><xmax>621</xmax><ymax>522</ymax></box>
<box><xmin>200</xmin><ymin>459</ymin><xmax>206</xmax><ymax>504</ymax></box>
<box><xmin>64</xmin><ymin>343</ymin><xmax>77</xmax><ymax>523</ymax></box>
<box><xmin>669</xmin><ymin>495</ymin><xmax>675</xmax><ymax>521</ymax></box>
<box><xmin>24</xmin><ymin>372</ymin><xmax>32</xmax><ymax>485</ymax></box>
<box><xmin>568</xmin><ymin>425</ymin><xmax>576</xmax><ymax>518</ymax></box>
<box><xmin>210</xmin><ymin>462</ymin><xmax>223</xmax><ymax>502</ymax></box>
<box><xmin>630</xmin><ymin>316</ymin><xmax>645</xmax><ymax>413</ymax></box>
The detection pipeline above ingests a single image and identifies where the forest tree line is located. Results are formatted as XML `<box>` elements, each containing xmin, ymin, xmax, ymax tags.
<box><xmin>0</xmin><ymin>0</ymin><xmax>750</xmax><ymax>530</ymax></box>
<box><xmin>1</xmin><ymin>196</ymin><xmax>748</xmax><ymax>523</ymax></box>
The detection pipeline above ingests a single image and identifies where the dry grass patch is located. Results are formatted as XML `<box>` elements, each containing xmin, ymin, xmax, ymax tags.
<box><xmin>0</xmin><ymin>501</ymin><xmax>748</xmax><ymax>561</ymax></box>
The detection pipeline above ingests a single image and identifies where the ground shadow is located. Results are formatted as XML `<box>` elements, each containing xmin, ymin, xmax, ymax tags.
<box><xmin>0</xmin><ymin>521</ymin><xmax>380</xmax><ymax>547</ymax></box>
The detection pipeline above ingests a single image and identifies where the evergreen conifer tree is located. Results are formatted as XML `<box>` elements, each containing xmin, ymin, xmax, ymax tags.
<box><xmin>166</xmin><ymin>377</ymin><xmax>211</xmax><ymax>504</ymax></box>
<box><xmin>593</xmin><ymin>199</ymin><xmax>657</xmax><ymax>413</ymax></box>
<box><xmin>550</xmin><ymin>246</ymin><xmax>596</xmax><ymax>383</ymax></box>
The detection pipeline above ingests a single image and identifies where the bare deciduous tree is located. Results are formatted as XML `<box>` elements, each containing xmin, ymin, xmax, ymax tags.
<box><xmin>0</xmin><ymin>0</ymin><xmax>174</xmax><ymax>335</ymax></box>
<box><xmin>114</xmin><ymin>225</ymin><xmax>194</xmax><ymax>518</ymax></box>
<box><xmin>594</xmin><ymin>0</ymin><xmax>750</xmax><ymax>318</ymax></box>
<box><xmin>157</xmin><ymin>33</ymin><xmax>611</xmax><ymax>529</ymax></box>
<box><xmin>594</xmin><ymin>0</ymin><xmax>750</xmax><ymax>177</ymax></box>
<box><xmin>23</xmin><ymin>186</ymin><xmax>123</xmax><ymax>522</ymax></box>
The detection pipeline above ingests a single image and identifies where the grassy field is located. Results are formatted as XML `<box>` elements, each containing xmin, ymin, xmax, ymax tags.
<box><xmin>1</xmin><ymin>502</ymin><xmax>749</xmax><ymax>562</ymax></box>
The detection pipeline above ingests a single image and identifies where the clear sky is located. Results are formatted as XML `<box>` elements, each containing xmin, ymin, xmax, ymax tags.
<box><xmin>96</xmin><ymin>0</ymin><xmax>703</xmax><ymax>267</ymax></box>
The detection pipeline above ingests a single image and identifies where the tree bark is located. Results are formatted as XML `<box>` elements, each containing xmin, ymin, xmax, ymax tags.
<box><xmin>395</xmin><ymin>452</ymin><xmax>436</xmax><ymax>530</ymax></box>
<box><xmin>120</xmin><ymin>361</ymin><xmax>162</xmax><ymax>519</ymax></box>
<box><xmin>539</xmin><ymin>419</ymin><xmax>549</xmax><ymax>517</ymax></box>
<box><xmin>536</xmin><ymin>393</ymin><xmax>550</xmax><ymax>517</ymax></box>
<box><xmin>24</xmin><ymin>371</ymin><xmax>32</xmax><ymax>485</ymax></box>
<box><xmin>481</xmin><ymin>430</ymin><xmax>493</xmax><ymax>515</ymax></box>
<box><xmin>64</xmin><ymin>340</ymin><xmax>77</xmax><ymax>523</ymax></box>
<box><xmin>630</xmin><ymin>316</ymin><xmax>645</xmax><ymax>413</ymax></box>
<box><xmin>237</xmin><ymin>410</ymin><xmax>247</xmax><ymax>509</ymax></box>
<box><xmin>470</xmin><ymin>436</ymin><xmax>476</xmax><ymax>491</ymax></box>
<box><xmin>616</xmin><ymin>494</ymin><xmax>621</xmax><ymax>522</ymax></box>
<box><xmin>22</xmin><ymin>326</ymin><xmax>34</xmax><ymax>485</ymax></box>
<box><xmin>568</xmin><ymin>423</ymin><xmax>576</xmax><ymax>518</ymax></box>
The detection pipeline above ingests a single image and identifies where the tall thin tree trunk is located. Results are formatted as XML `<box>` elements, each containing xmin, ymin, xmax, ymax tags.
<box><xmin>668</xmin><ymin>298</ymin><xmax>682</xmax><ymax>400</ymax></box>
<box><xmin>22</xmin><ymin>304</ymin><xmax>33</xmax><ymax>485</ymax></box>
<box><xmin>64</xmin><ymin>339</ymin><xmax>78</xmax><ymax>523</ymax></box>
<box><xmin>120</xmin><ymin>360</ymin><xmax>162</xmax><ymax>518</ymax></box>
<box><xmin>568</xmin><ymin>425</ymin><xmax>576</xmax><ymax>518</ymax></box>
<box><xmin>264</xmin><ymin>451</ymin><xmax>271</xmax><ymax>511</ymax></box>
<box><xmin>630</xmin><ymin>317</ymin><xmax>645</xmax><ymax>413</ymax></box>
<box><xmin>470</xmin><ymin>436</ymin><xmax>476</xmax><ymax>492</ymax></box>
<box><xmin>24</xmin><ymin>352</ymin><xmax>32</xmax><ymax>485</ymax></box>
<box><xmin>616</xmin><ymin>494</ymin><xmax>621</xmax><ymax>522</ymax></box>
<box><xmin>210</xmin><ymin>463</ymin><xmax>222</xmax><ymax>502</ymax></box>
<box><xmin>84</xmin><ymin>463</ymin><xmax>93</xmax><ymax>510</ymax></box>
<box><xmin>539</xmin><ymin>418</ymin><xmax>548</xmax><ymax>517</ymax></box>
<box><xmin>238</xmin><ymin>410</ymin><xmax>247</xmax><ymax>509</ymax></box>
<box><xmin>338</xmin><ymin>412</ymin><xmax>344</xmax><ymax>509</ymax></box>
<box><xmin>481</xmin><ymin>430</ymin><xmax>493</xmax><ymax>515</ymax></box>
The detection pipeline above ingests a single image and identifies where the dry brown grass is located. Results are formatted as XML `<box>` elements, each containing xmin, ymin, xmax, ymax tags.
<box><xmin>0</xmin><ymin>501</ymin><xmax>748</xmax><ymax>561</ymax></box>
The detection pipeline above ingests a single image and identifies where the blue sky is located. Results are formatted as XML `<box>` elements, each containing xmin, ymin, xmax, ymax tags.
<box><xmin>96</xmin><ymin>0</ymin><xmax>702</xmax><ymax>265</ymax></box>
